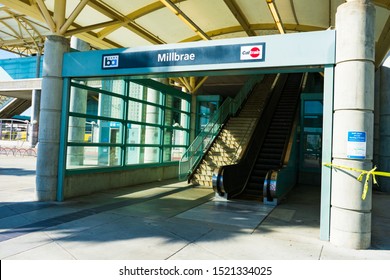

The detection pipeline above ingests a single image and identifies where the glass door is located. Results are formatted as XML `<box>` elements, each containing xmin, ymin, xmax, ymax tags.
<box><xmin>300</xmin><ymin>93</ymin><xmax>323</xmax><ymax>183</ymax></box>
<box><xmin>196</xmin><ymin>96</ymin><xmax>220</xmax><ymax>135</ymax></box>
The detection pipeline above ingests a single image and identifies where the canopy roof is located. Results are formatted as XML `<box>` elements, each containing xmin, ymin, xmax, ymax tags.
<box><xmin>0</xmin><ymin>0</ymin><xmax>389</xmax><ymax>67</ymax></box>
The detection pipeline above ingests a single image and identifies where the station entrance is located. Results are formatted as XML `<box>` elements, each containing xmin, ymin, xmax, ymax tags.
<box><xmin>59</xmin><ymin>30</ymin><xmax>336</xmax><ymax>240</ymax></box>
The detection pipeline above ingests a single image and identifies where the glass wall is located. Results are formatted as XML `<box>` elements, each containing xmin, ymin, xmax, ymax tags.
<box><xmin>300</xmin><ymin>94</ymin><xmax>323</xmax><ymax>171</ymax></box>
<box><xmin>65</xmin><ymin>78</ymin><xmax>190</xmax><ymax>170</ymax></box>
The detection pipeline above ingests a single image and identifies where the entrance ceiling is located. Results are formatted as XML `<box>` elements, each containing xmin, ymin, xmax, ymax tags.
<box><xmin>0</xmin><ymin>1</ymin><xmax>389</xmax><ymax>70</ymax></box>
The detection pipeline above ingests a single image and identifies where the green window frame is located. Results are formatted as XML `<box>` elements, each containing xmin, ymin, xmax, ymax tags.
<box><xmin>64</xmin><ymin>78</ymin><xmax>191</xmax><ymax>172</ymax></box>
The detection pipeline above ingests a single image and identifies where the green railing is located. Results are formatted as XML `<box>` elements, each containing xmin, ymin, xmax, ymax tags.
<box><xmin>178</xmin><ymin>75</ymin><xmax>264</xmax><ymax>181</ymax></box>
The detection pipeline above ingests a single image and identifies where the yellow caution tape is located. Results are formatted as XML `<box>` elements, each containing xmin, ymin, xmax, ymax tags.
<box><xmin>323</xmin><ymin>162</ymin><xmax>390</xmax><ymax>200</ymax></box>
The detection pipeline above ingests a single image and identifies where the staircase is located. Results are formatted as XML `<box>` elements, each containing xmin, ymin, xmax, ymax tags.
<box><xmin>0</xmin><ymin>98</ymin><xmax>31</xmax><ymax>118</ymax></box>
<box><xmin>241</xmin><ymin>73</ymin><xmax>303</xmax><ymax>198</ymax></box>
<box><xmin>191</xmin><ymin>75</ymin><xmax>276</xmax><ymax>187</ymax></box>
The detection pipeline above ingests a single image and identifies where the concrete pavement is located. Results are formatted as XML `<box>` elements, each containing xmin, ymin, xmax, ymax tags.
<box><xmin>0</xmin><ymin>155</ymin><xmax>389</xmax><ymax>260</ymax></box>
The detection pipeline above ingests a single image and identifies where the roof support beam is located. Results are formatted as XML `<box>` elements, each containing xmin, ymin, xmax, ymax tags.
<box><xmin>181</xmin><ymin>23</ymin><xmax>325</xmax><ymax>42</ymax></box>
<box><xmin>223</xmin><ymin>0</ymin><xmax>256</xmax><ymax>36</ymax></box>
<box><xmin>76</xmin><ymin>32</ymin><xmax>122</xmax><ymax>49</ymax></box>
<box><xmin>0</xmin><ymin>0</ymin><xmax>121</xmax><ymax>49</ymax></box>
<box><xmin>96</xmin><ymin>0</ymin><xmax>185</xmax><ymax>40</ymax></box>
<box><xmin>0</xmin><ymin>8</ymin><xmax>43</xmax><ymax>55</ymax></box>
<box><xmin>289</xmin><ymin>0</ymin><xmax>299</xmax><ymax>25</ymax></box>
<box><xmin>173</xmin><ymin>76</ymin><xmax>208</xmax><ymax>94</ymax></box>
<box><xmin>35</xmin><ymin>0</ymin><xmax>56</xmax><ymax>32</ymax></box>
<box><xmin>59</xmin><ymin>0</ymin><xmax>89</xmax><ymax>35</ymax></box>
<box><xmin>125</xmin><ymin>21</ymin><xmax>167</xmax><ymax>44</ymax></box>
<box><xmin>192</xmin><ymin>76</ymin><xmax>208</xmax><ymax>93</ymax></box>
<box><xmin>0</xmin><ymin>37</ymin><xmax>37</xmax><ymax>46</ymax></box>
<box><xmin>87</xmin><ymin>0</ymin><xmax>122</xmax><ymax>21</ymax></box>
<box><xmin>64</xmin><ymin>20</ymin><xmax>118</xmax><ymax>37</ymax></box>
<box><xmin>159</xmin><ymin>0</ymin><xmax>211</xmax><ymax>40</ymax></box>
<box><xmin>0</xmin><ymin>18</ymin><xmax>21</xmax><ymax>40</ymax></box>
<box><xmin>4</xmin><ymin>9</ymin><xmax>44</xmax><ymax>51</ymax></box>
<box><xmin>376</xmin><ymin>14</ymin><xmax>390</xmax><ymax>67</ymax></box>
<box><xmin>0</xmin><ymin>28</ymin><xmax>19</xmax><ymax>41</ymax></box>
<box><xmin>0</xmin><ymin>45</ymin><xmax>32</xmax><ymax>56</ymax></box>
<box><xmin>54</xmin><ymin>0</ymin><xmax>66</xmax><ymax>33</ymax></box>
<box><xmin>0</xmin><ymin>0</ymin><xmax>44</xmax><ymax>21</ymax></box>
<box><xmin>373</xmin><ymin>0</ymin><xmax>390</xmax><ymax>9</ymax></box>
<box><xmin>88</xmin><ymin>0</ymin><xmax>165</xmax><ymax>44</ymax></box>
<box><xmin>266</xmin><ymin>0</ymin><xmax>285</xmax><ymax>34</ymax></box>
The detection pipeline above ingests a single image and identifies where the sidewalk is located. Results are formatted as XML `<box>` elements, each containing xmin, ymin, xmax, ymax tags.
<box><xmin>0</xmin><ymin>155</ymin><xmax>389</xmax><ymax>260</ymax></box>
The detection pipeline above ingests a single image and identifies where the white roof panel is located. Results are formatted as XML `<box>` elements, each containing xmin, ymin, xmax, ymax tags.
<box><xmin>135</xmin><ymin>7</ymin><xmax>195</xmax><ymax>43</ymax></box>
<box><xmin>105</xmin><ymin>26</ymin><xmax>153</xmax><ymax>47</ymax></box>
<box><xmin>179</xmin><ymin>0</ymin><xmax>240</xmax><ymax>31</ymax></box>
<box><xmin>237</xmin><ymin>0</ymin><xmax>274</xmax><ymax>24</ymax></box>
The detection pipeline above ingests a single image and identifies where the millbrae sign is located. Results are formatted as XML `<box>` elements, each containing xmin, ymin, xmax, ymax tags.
<box><xmin>102</xmin><ymin>42</ymin><xmax>265</xmax><ymax>70</ymax></box>
<box><xmin>157</xmin><ymin>52</ymin><xmax>196</xmax><ymax>62</ymax></box>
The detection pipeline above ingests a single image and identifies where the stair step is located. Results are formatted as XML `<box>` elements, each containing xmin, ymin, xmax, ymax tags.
<box><xmin>192</xmin><ymin>178</ymin><xmax>212</xmax><ymax>187</ymax></box>
<box><xmin>193</xmin><ymin>173</ymin><xmax>212</xmax><ymax>182</ymax></box>
<box><xmin>209</xmin><ymin>147</ymin><xmax>236</xmax><ymax>153</ymax></box>
<box><xmin>197</xmin><ymin>164</ymin><xmax>216</xmax><ymax>172</ymax></box>
<box><xmin>195</xmin><ymin>169</ymin><xmax>213</xmax><ymax>176</ymax></box>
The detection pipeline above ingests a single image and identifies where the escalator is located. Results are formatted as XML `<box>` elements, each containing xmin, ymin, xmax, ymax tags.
<box><xmin>213</xmin><ymin>73</ymin><xmax>304</xmax><ymax>202</ymax></box>
<box><xmin>187</xmin><ymin>74</ymin><xmax>277</xmax><ymax>187</ymax></box>
<box><xmin>0</xmin><ymin>98</ymin><xmax>31</xmax><ymax>119</ymax></box>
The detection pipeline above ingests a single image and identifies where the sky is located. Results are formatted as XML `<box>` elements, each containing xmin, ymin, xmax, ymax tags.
<box><xmin>0</xmin><ymin>49</ymin><xmax>18</xmax><ymax>59</ymax></box>
<box><xmin>383</xmin><ymin>53</ymin><xmax>390</xmax><ymax>67</ymax></box>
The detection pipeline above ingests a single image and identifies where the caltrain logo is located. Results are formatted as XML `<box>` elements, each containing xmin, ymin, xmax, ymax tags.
<box><xmin>240</xmin><ymin>45</ymin><xmax>264</xmax><ymax>60</ymax></box>
<box><xmin>102</xmin><ymin>55</ymin><xmax>119</xmax><ymax>68</ymax></box>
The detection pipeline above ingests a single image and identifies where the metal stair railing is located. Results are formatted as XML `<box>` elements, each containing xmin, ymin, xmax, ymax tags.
<box><xmin>0</xmin><ymin>96</ymin><xmax>14</xmax><ymax>111</ymax></box>
<box><xmin>178</xmin><ymin>96</ymin><xmax>232</xmax><ymax>180</ymax></box>
<box><xmin>178</xmin><ymin>75</ymin><xmax>264</xmax><ymax>181</ymax></box>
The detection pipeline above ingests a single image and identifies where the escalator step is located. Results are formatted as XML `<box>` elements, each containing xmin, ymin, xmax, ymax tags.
<box><xmin>238</xmin><ymin>74</ymin><xmax>302</xmax><ymax>199</ymax></box>
<box><xmin>246</xmin><ymin>183</ymin><xmax>264</xmax><ymax>191</ymax></box>
<box><xmin>254</xmin><ymin>163</ymin><xmax>276</xmax><ymax>169</ymax></box>
<box><xmin>261</xmin><ymin>148</ymin><xmax>284</xmax><ymax>154</ymax></box>
<box><xmin>256</xmin><ymin>159</ymin><xmax>280</xmax><ymax>165</ymax></box>
<box><xmin>258</xmin><ymin>153</ymin><xmax>281</xmax><ymax>159</ymax></box>
<box><xmin>251</xmin><ymin>170</ymin><xmax>268</xmax><ymax>177</ymax></box>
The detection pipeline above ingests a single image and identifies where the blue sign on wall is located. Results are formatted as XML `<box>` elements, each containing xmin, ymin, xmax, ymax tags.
<box><xmin>101</xmin><ymin>43</ymin><xmax>266</xmax><ymax>69</ymax></box>
<box><xmin>347</xmin><ymin>131</ymin><xmax>367</xmax><ymax>159</ymax></box>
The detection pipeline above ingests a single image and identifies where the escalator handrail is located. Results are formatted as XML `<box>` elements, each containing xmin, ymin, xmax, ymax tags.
<box><xmin>178</xmin><ymin>96</ymin><xmax>232</xmax><ymax>181</ymax></box>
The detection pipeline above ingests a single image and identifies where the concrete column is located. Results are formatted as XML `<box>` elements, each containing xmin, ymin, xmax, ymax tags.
<box><xmin>36</xmin><ymin>35</ymin><xmax>69</xmax><ymax>201</ymax></box>
<box><xmin>373</xmin><ymin>68</ymin><xmax>380</xmax><ymax>172</ymax></box>
<box><xmin>163</xmin><ymin>95</ymin><xmax>173</xmax><ymax>161</ymax></box>
<box><xmin>29</xmin><ymin>51</ymin><xmax>42</xmax><ymax>147</ymax></box>
<box><xmin>179</xmin><ymin>98</ymin><xmax>189</xmax><ymax>146</ymax></box>
<box><xmin>98</xmin><ymin>80</ymin><xmax>113</xmax><ymax>165</ymax></box>
<box><xmin>29</xmin><ymin>89</ymin><xmax>40</xmax><ymax>147</ymax></box>
<box><xmin>190</xmin><ymin>92</ymin><xmax>197</xmax><ymax>143</ymax></box>
<box><xmin>68</xmin><ymin>37</ymin><xmax>90</xmax><ymax>166</ymax></box>
<box><xmin>331</xmin><ymin>0</ymin><xmax>375</xmax><ymax>249</ymax></box>
<box><xmin>144</xmin><ymin>82</ymin><xmax>162</xmax><ymax>163</ymax></box>
<box><xmin>378</xmin><ymin>59</ymin><xmax>390</xmax><ymax>192</ymax></box>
